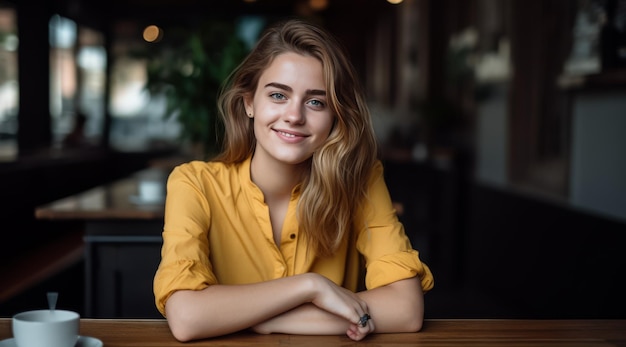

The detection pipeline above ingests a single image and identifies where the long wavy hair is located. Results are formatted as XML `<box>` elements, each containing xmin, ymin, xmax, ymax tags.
<box><xmin>215</xmin><ymin>18</ymin><xmax>378</xmax><ymax>257</ymax></box>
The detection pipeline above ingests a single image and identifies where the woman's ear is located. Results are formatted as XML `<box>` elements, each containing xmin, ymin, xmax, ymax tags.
<box><xmin>244</xmin><ymin>95</ymin><xmax>253</xmax><ymax>118</ymax></box>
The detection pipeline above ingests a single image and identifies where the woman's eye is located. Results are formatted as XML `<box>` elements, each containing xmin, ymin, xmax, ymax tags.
<box><xmin>270</xmin><ymin>92</ymin><xmax>286</xmax><ymax>100</ymax></box>
<box><xmin>308</xmin><ymin>99</ymin><xmax>325</xmax><ymax>107</ymax></box>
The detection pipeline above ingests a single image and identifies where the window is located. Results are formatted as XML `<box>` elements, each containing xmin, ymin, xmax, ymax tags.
<box><xmin>0</xmin><ymin>3</ymin><xmax>18</xmax><ymax>161</ymax></box>
<box><xmin>49</xmin><ymin>14</ymin><xmax>106</xmax><ymax>149</ymax></box>
<box><xmin>108</xmin><ymin>20</ymin><xmax>180</xmax><ymax>151</ymax></box>
<box><xmin>76</xmin><ymin>26</ymin><xmax>107</xmax><ymax>145</ymax></box>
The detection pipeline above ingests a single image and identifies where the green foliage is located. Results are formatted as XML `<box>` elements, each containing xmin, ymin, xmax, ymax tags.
<box><xmin>144</xmin><ymin>21</ymin><xmax>249</xmax><ymax>157</ymax></box>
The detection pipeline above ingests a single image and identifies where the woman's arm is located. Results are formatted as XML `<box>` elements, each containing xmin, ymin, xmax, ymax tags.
<box><xmin>356</xmin><ymin>276</ymin><xmax>424</xmax><ymax>332</ymax></box>
<box><xmin>252</xmin><ymin>276</ymin><xmax>423</xmax><ymax>340</ymax></box>
<box><xmin>165</xmin><ymin>272</ymin><xmax>371</xmax><ymax>342</ymax></box>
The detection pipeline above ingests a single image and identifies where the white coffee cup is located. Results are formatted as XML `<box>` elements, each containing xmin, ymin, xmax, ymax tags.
<box><xmin>12</xmin><ymin>309</ymin><xmax>80</xmax><ymax>347</ymax></box>
<box><xmin>138</xmin><ymin>179</ymin><xmax>164</xmax><ymax>202</ymax></box>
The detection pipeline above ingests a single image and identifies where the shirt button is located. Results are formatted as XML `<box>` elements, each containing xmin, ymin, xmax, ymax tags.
<box><xmin>289</xmin><ymin>233</ymin><xmax>296</xmax><ymax>239</ymax></box>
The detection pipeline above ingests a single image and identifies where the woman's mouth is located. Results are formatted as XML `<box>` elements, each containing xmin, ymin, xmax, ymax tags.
<box><xmin>277</xmin><ymin>130</ymin><xmax>297</xmax><ymax>138</ymax></box>
<box><xmin>273</xmin><ymin>128</ymin><xmax>308</xmax><ymax>142</ymax></box>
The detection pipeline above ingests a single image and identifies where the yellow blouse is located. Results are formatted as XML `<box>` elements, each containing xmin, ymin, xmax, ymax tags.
<box><xmin>153</xmin><ymin>157</ymin><xmax>434</xmax><ymax>316</ymax></box>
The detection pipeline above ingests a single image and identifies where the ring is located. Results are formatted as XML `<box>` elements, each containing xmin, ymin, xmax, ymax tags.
<box><xmin>358</xmin><ymin>313</ymin><xmax>371</xmax><ymax>327</ymax></box>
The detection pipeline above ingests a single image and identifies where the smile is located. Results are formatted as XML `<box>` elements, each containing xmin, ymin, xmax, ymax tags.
<box><xmin>274</xmin><ymin>129</ymin><xmax>307</xmax><ymax>138</ymax></box>
<box><xmin>278</xmin><ymin>130</ymin><xmax>296</xmax><ymax>138</ymax></box>
<box><xmin>273</xmin><ymin>128</ymin><xmax>310</xmax><ymax>144</ymax></box>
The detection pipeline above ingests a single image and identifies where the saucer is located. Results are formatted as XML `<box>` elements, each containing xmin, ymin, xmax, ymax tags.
<box><xmin>0</xmin><ymin>335</ymin><xmax>103</xmax><ymax>347</ymax></box>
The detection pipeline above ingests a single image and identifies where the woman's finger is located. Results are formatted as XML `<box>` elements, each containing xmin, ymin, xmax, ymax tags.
<box><xmin>357</xmin><ymin>313</ymin><xmax>371</xmax><ymax>328</ymax></box>
<box><xmin>346</xmin><ymin>317</ymin><xmax>375</xmax><ymax>341</ymax></box>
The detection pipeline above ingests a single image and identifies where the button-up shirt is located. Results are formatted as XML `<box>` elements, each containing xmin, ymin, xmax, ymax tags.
<box><xmin>153</xmin><ymin>156</ymin><xmax>434</xmax><ymax>316</ymax></box>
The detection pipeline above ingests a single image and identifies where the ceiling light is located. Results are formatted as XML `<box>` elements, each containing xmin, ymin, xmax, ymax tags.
<box><xmin>143</xmin><ymin>25</ymin><xmax>163</xmax><ymax>43</ymax></box>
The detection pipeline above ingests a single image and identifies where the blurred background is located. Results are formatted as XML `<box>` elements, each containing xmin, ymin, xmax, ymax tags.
<box><xmin>1</xmin><ymin>0</ymin><xmax>625</xmax><ymax>319</ymax></box>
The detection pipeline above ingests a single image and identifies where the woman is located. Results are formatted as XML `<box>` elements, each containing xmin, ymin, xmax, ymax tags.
<box><xmin>153</xmin><ymin>18</ymin><xmax>434</xmax><ymax>342</ymax></box>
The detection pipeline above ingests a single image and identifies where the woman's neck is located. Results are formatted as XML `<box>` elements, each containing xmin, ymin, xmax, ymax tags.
<box><xmin>250</xmin><ymin>154</ymin><xmax>307</xmax><ymax>199</ymax></box>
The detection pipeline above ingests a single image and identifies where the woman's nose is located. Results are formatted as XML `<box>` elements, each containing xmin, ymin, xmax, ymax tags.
<box><xmin>284</xmin><ymin>103</ymin><xmax>305</xmax><ymax>124</ymax></box>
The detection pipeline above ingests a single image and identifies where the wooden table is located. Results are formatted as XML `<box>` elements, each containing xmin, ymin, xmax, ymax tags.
<box><xmin>1</xmin><ymin>318</ymin><xmax>626</xmax><ymax>346</ymax></box>
<box><xmin>34</xmin><ymin>167</ymin><xmax>169</xmax><ymax>319</ymax></box>
<box><xmin>34</xmin><ymin>167</ymin><xmax>167</xmax><ymax>221</ymax></box>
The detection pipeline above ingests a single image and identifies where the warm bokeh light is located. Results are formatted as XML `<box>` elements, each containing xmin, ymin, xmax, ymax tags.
<box><xmin>142</xmin><ymin>25</ymin><xmax>162</xmax><ymax>43</ymax></box>
<box><xmin>387</xmin><ymin>0</ymin><xmax>403</xmax><ymax>4</ymax></box>
<box><xmin>309</xmin><ymin>0</ymin><xmax>328</xmax><ymax>11</ymax></box>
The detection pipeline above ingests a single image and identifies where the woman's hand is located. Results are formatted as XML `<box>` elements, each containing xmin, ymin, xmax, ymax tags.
<box><xmin>346</xmin><ymin>318</ymin><xmax>375</xmax><ymax>341</ymax></box>
<box><xmin>307</xmin><ymin>273</ymin><xmax>375</xmax><ymax>340</ymax></box>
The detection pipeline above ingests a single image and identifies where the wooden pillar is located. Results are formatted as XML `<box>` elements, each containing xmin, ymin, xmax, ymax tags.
<box><xmin>16</xmin><ymin>0</ymin><xmax>53</xmax><ymax>154</ymax></box>
<box><xmin>508</xmin><ymin>0</ymin><xmax>576</xmax><ymax>193</ymax></box>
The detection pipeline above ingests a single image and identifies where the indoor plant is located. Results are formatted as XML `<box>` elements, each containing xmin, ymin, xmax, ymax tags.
<box><xmin>143</xmin><ymin>20</ymin><xmax>248</xmax><ymax>159</ymax></box>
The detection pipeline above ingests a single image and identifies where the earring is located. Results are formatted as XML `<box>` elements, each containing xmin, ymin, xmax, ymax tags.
<box><xmin>248</xmin><ymin>113</ymin><xmax>253</xmax><ymax>118</ymax></box>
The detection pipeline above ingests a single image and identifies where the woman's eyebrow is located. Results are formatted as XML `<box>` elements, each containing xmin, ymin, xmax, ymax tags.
<box><xmin>265</xmin><ymin>82</ymin><xmax>291</xmax><ymax>91</ymax></box>
<box><xmin>264</xmin><ymin>82</ymin><xmax>326</xmax><ymax>96</ymax></box>
<box><xmin>307</xmin><ymin>89</ymin><xmax>326</xmax><ymax>96</ymax></box>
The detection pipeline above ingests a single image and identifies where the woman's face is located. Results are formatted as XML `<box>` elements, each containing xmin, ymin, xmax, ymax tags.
<box><xmin>245</xmin><ymin>52</ymin><xmax>334</xmax><ymax>166</ymax></box>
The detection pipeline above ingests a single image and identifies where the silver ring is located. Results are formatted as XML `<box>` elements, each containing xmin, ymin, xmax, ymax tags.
<box><xmin>358</xmin><ymin>313</ymin><xmax>371</xmax><ymax>327</ymax></box>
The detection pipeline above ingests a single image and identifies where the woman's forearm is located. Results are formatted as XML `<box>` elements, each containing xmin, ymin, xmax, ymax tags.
<box><xmin>252</xmin><ymin>303</ymin><xmax>352</xmax><ymax>335</ymax></box>
<box><xmin>357</xmin><ymin>276</ymin><xmax>424</xmax><ymax>333</ymax></box>
<box><xmin>165</xmin><ymin>271</ymin><xmax>373</xmax><ymax>342</ymax></box>
<box><xmin>165</xmin><ymin>274</ymin><xmax>422</xmax><ymax>342</ymax></box>
<box><xmin>255</xmin><ymin>276</ymin><xmax>424</xmax><ymax>335</ymax></box>
<box><xmin>165</xmin><ymin>273</ymin><xmax>319</xmax><ymax>341</ymax></box>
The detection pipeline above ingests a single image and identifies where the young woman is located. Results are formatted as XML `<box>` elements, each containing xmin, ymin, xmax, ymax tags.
<box><xmin>153</xmin><ymin>18</ymin><xmax>434</xmax><ymax>342</ymax></box>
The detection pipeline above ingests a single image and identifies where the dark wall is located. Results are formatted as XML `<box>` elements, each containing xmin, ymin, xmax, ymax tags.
<box><xmin>464</xmin><ymin>182</ymin><xmax>626</xmax><ymax>318</ymax></box>
<box><xmin>384</xmin><ymin>160</ymin><xmax>626</xmax><ymax>319</ymax></box>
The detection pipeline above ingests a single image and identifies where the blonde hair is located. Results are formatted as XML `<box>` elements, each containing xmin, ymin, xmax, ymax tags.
<box><xmin>216</xmin><ymin>19</ymin><xmax>378</xmax><ymax>257</ymax></box>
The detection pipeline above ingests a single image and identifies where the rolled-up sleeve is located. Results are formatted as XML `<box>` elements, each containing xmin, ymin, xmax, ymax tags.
<box><xmin>366</xmin><ymin>250</ymin><xmax>434</xmax><ymax>291</ymax></box>
<box><xmin>356</xmin><ymin>161</ymin><xmax>434</xmax><ymax>292</ymax></box>
<box><xmin>153</xmin><ymin>164</ymin><xmax>219</xmax><ymax>316</ymax></box>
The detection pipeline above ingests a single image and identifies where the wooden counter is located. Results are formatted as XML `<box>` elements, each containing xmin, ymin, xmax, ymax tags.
<box><xmin>2</xmin><ymin>318</ymin><xmax>626</xmax><ymax>346</ymax></box>
<box><xmin>35</xmin><ymin>167</ymin><xmax>166</xmax><ymax>220</ymax></box>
